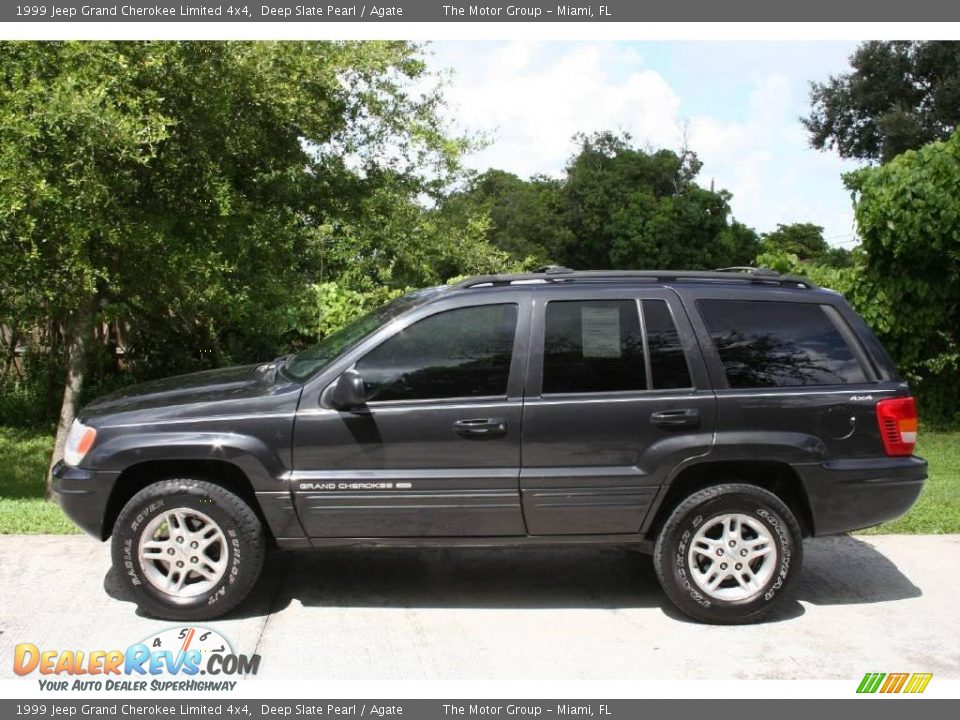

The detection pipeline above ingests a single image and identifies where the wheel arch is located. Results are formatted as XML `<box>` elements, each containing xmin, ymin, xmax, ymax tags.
<box><xmin>101</xmin><ymin>459</ymin><xmax>272</xmax><ymax>543</ymax></box>
<box><xmin>644</xmin><ymin>459</ymin><xmax>815</xmax><ymax>540</ymax></box>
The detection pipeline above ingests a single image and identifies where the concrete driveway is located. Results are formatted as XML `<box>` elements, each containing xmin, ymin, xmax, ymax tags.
<box><xmin>0</xmin><ymin>534</ymin><xmax>957</xmax><ymax>680</ymax></box>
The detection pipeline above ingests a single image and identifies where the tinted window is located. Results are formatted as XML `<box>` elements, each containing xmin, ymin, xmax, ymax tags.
<box><xmin>284</xmin><ymin>287</ymin><xmax>446</xmax><ymax>380</ymax></box>
<box><xmin>698</xmin><ymin>300</ymin><xmax>867</xmax><ymax>388</ymax></box>
<box><xmin>356</xmin><ymin>304</ymin><xmax>517</xmax><ymax>402</ymax></box>
<box><xmin>543</xmin><ymin>300</ymin><xmax>646</xmax><ymax>394</ymax></box>
<box><xmin>643</xmin><ymin>300</ymin><xmax>693</xmax><ymax>389</ymax></box>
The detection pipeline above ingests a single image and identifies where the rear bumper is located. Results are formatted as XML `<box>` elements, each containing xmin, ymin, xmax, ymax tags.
<box><xmin>799</xmin><ymin>456</ymin><xmax>927</xmax><ymax>536</ymax></box>
<box><xmin>51</xmin><ymin>461</ymin><xmax>119</xmax><ymax>539</ymax></box>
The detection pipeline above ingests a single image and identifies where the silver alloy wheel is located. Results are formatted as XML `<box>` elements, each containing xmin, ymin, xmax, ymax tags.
<box><xmin>687</xmin><ymin>512</ymin><xmax>777</xmax><ymax>602</ymax></box>
<box><xmin>138</xmin><ymin>508</ymin><xmax>228</xmax><ymax>598</ymax></box>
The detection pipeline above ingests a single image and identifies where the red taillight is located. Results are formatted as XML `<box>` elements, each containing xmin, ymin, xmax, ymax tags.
<box><xmin>876</xmin><ymin>397</ymin><xmax>918</xmax><ymax>457</ymax></box>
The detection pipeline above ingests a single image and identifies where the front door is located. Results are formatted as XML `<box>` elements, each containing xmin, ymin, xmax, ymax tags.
<box><xmin>520</xmin><ymin>286</ymin><xmax>716</xmax><ymax>535</ymax></box>
<box><xmin>292</xmin><ymin>297</ymin><xmax>530</xmax><ymax>537</ymax></box>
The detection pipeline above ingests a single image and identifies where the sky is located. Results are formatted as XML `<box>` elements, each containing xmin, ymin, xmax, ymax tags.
<box><xmin>428</xmin><ymin>41</ymin><xmax>864</xmax><ymax>248</ymax></box>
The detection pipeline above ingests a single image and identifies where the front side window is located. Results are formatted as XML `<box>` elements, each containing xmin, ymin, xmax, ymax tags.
<box><xmin>283</xmin><ymin>287</ymin><xmax>446</xmax><ymax>380</ymax></box>
<box><xmin>542</xmin><ymin>300</ymin><xmax>647</xmax><ymax>394</ymax></box>
<box><xmin>356</xmin><ymin>304</ymin><xmax>518</xmax><ymax>402</ymax></box>
<box><xmin>698</xmin><ymin>299</ymin><xmax>867</xmax><ymax>388</ymax></box>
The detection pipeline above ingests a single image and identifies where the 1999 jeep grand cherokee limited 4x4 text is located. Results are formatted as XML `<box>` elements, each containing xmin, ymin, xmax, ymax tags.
<box><xmin>53</xmin><ymin>267</ymin><xmax>927</xmax><ymax>624</ymax></box>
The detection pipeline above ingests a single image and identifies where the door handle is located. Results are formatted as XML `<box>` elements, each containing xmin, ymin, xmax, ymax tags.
<box><xmin>452</xmin><ymin>418</ymin><xmax>508</xmax><ymax>438</ymax></box>
<box><xmin>650</xmin><ymin>408</ymin><xmax>701</xmax><ymax>430</ymax></box>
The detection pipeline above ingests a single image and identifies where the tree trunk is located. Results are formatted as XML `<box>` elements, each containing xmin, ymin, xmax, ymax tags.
<box><xmin>46</xmin><ymin>314</ymin><xmax>62</xmax><ymax>418</ymax></box>
<box><xmin>45</xmin><ymin>298</ymin><xmax>96</xmax><ymax>501</ymax></box>
<box><xmin>1</xmin><ymin>325</ymin><xmax>19</xmax><ymax>380</ymax></box>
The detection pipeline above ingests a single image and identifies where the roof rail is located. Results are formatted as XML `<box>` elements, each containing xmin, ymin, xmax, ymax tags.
<box><xmin>713</xmin><ymin>266</ymin><xmax>780</xmax><ymax>277</ymax></box>
<box><xmin>532</xmin><ymin>264</ymin><xmax>574</xmax><ymax>275</ymax></box>
<box><xmin>453</xmin><ymin>267</ymin><xmax>818</xmax><ymax>290</ymax></box>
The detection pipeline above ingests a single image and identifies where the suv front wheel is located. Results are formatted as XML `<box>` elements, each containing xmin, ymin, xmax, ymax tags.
<box><xmin>111</xmin><ymin>479</ymin><xmax>265</xmax><ymax>620</ymax></box>
<box><xmin>653</xmin><ymin>483</ymin><xmax>803</xmax><ymax>624</ymax></box>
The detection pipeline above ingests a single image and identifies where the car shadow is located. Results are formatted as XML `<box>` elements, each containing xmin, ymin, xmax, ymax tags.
<box><xmin>796</xmin><ymin>534</ymin><xmax>923</xmax><ymax>606</ymax></box>
<box><xmin>104</xmin><ymin>534</ymin><xmax>922</xmax><ymax>623</ymax></box>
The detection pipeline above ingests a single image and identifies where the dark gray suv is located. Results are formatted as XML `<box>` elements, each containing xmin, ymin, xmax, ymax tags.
<box><xmin>53</xmin><ymin>268</ymin><xmax>927</xmax><ymax>623</ymax></box>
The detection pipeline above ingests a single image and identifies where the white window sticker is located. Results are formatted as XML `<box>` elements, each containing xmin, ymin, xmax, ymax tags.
<box><xmin>581</xmin><ymin>306</ymin><xmax>621</xmax><ymax>358</ymax></box>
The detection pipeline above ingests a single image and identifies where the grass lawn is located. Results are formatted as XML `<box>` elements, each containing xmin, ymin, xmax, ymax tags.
<box><xmin>0</xmin><ymin>425</ymin><xmax>958</xmax><ymax>535</ymax></box>
<box><xmin>856</xmin><ymin>430</ymin><xmax>960</xmax><ymax>534</ymax></box>
<box><xmin>0</xmin><ymin>427</ymin><xmax>77</xmax><ymax>534</ymax></box>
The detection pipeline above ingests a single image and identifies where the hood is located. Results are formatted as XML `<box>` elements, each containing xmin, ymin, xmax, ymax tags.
<box><xmin>81</xmin><ymin>361</ymin><xmax>291</xmax><ymax>422</ymax></box>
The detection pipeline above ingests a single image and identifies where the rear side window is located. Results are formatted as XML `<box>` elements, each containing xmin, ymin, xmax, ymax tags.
<box><xmin>698</xmin><ymin>299</ymin><xmax>867</xmax><ymax>388</ymax></box>
<box><xmin>356</xmin><ymin>303</ymin><xmax>517</xmax><ymax>402</ymax></box>
<box><xmin>543</xmin><ymin>300</ymin><xmax>646</xmax><ymax>394</ymax></box>
<box><xmin>643</xmin><ymin>300</ymin><xmax>693</xmax><ymax>389</ymax></box>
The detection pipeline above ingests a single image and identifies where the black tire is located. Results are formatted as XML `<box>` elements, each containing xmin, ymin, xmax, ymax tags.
<box><xmin>653</xmin><ymin>483</ymin><xmax>803</xmax><ymax>624</ymax></box>
<box><xmin>111</xmin><ymin>479</ymin><xmax>265</xmax><ymax>620</ymax></box>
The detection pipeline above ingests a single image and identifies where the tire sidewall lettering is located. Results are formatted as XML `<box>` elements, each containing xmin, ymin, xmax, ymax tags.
<box><xmin>756</xmin><ymin>507</ymin><xmax>792</xmax><ymax>601</ymax></box>
<box><xmin>227</xmin><ymin>530</ymin><xmax>241</xmax><ymax>586</ymax></box>
<box><xmin>119</xmin><ymin>491</ymin><xmax>242</xmax><ymax>609</ymax></box>
<box><xmin>676</xmin><ymin>528</ymin><xmax>710</xmax><ymax>607</ymax></box>
<box><xmin>675</xmin><ymin>497</ymin><xmax>794</xmax><ymax>611</ymax></box>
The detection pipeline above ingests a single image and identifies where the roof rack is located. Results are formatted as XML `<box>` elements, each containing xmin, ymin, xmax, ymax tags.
<box><xmin>454</xmin><ymin>266</ymin><xmax>818</xmax><ymax>290</ymax></box>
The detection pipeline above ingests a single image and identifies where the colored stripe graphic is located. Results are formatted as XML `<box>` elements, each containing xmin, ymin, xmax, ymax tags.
<box><xmin>904</xmin><ymin>673</ymin><xmax>933</xmax><ymax>694</ymax></box>
<box><xmin>880</xmin><ymin>673</ymin><xmax>909</xmax><ymax>693</ymax></box>
<box><xmin>857</xmin><ymin>672</ymin><xmax>885</xmax><ymax>693</ymax></box>
<box><xmin>857</xmin><ymin>672</ymin><xmax>932</xmax><ymax>694</ymax></box>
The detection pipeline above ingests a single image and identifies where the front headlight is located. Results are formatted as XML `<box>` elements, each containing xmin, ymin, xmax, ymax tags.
<box><xmin>63</xmin><ymin>419</ymin><xmax>97</xmax><ymax>467</ymax></box>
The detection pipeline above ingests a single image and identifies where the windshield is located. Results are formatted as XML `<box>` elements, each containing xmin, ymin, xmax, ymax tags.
<box><xmin>282</xmin><ymin>286</ymin><xmax>448</xmax><ymax>381</ymax></box>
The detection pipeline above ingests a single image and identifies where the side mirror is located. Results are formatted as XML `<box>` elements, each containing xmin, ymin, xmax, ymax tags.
<box><xmin>329</xmin><ymin>369</ymin><xmax>368</xmax><ymax>410</ymax></box>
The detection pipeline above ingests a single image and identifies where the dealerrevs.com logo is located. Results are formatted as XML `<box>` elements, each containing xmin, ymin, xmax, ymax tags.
<box><xmin>857</xmin><ymin>672</ymin><xmax>933</xmax><ymax>694</ymax></box>
<box><xmin>13</xmin><ymin>627</ymin><xmax>260</xmax><ymax>692</ymax></box>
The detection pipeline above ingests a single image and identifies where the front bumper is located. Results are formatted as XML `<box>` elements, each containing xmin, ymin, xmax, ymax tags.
<box><xmin>51</xmin><ymin>461</ymin><xmax>120</xmax><ymax>539</ymax></box>
<box><xmin>799</xmin><ymin>455</ymin><xmax>927</xmax><ymax>536</ymax></box>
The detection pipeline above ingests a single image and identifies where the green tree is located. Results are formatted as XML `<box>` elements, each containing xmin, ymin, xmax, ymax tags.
<box><xmin>0</xmin><ymin>41</ymin><xmax>468</xmax><ymax>493</ymax></box>
<box><xmin>804</xmin><ymin>41</ymin><xmax>960</xmax><ymax>162</ymax></box>
<box><xmin>441</xmin><ymin>169</ymin><xmax>571</xmax><ymax>263</ymax></box>
<box><xmin>316</xmin><ymin>180</ymin><xmax>519</xmax><ymax>293</ymax></box>
<box><xmin>442</xmin><ymin>132</ymin><xmax>759</xmax><ymax>271</ymax></box>
<box><xmin>757</xmin><ymin>222</ymin><xmax>851</xmax><ymax>267</ymax></box>
<box><xmin>844</xmin><ymin>128</ymin><xmax>960</xmax><ymax>405</ymax></box>
<box><xmin>559</xmin><ymin>132</ymin><xmax>758</xmax><ymax>270</ymax></box>
<box><xmin>760</xmin><ymin>223</ymin><xmax>830</xmax><ymax>261</ymax></box>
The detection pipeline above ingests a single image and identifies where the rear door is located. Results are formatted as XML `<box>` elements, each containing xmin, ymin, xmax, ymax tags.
<box><xmin>292</xmin><ymin>292</ymin><xmax>531</xmax><ymax>538</ymax></box>
<box><xmin>520</xmin><ymin>286</ymin><xmax>716</xmax><ymax>535</ymax></box>
<box><xmin>687</xmin><ymin>291</ymin><xmax>891</xmax><ymax>462</ymax></box>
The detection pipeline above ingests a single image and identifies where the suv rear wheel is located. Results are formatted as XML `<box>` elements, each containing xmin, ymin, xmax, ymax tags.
<box><xmin>653</xmin><ymin>483</ymin><xmax>802</xmax><ymax>624</ymax></box>
<box><xmin>111</xmin><ymin>479</ymin><xmax>265</xmax><ymax>620</ymax></box>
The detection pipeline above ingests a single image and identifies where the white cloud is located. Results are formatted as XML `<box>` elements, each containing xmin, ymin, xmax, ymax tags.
<box><xmin>430</xmin><ymin>41</ymin><xmax>862</xmax><ymax>245</ymax></box>
<box><xmin>436</xmin><ymin>42</ymin><xmax>681</xmax><ymax>179</ymax></box>
<box><xmin>687</xmin><ymin>72</ymin><xmax>860</xmax><ymax>243</ymax></box>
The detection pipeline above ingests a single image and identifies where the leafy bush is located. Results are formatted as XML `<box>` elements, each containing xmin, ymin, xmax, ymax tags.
<box><xmin>844</xmin><ymin>130</ymin><xmax>960</xmax><ymax>425</ymax></box>
<box><xmin>0</xmin><ymin>350</ymin><xmax>60</xmax><ymax>429</ymax></box>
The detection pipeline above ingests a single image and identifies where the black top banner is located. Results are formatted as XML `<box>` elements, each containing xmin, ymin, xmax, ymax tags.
<box><xmin>0</xmin><ymin>700</ymin><xmax>957</xmax><ymax>720</ymax></box>
<box><xmin>5</xmin><ymin>0</ymin><xmax>960</xmax><ymax>22</ymax></box>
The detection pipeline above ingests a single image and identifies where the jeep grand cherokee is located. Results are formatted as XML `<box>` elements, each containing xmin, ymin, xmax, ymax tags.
<box><xmin>52</xmin><ymin>267</ymin><xmax>927</xmax><ymax>623</ymax></box>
